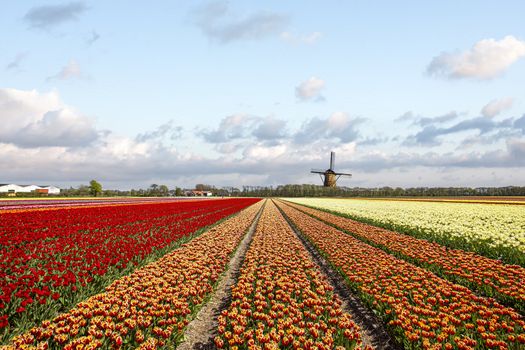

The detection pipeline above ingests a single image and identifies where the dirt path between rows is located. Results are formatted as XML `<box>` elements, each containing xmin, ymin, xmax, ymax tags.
<box><xmin>177</xmin><ymin>200</ymin><xmax>265</xmax><ymax>350</ymax></box>
<box><xmin>274</xmin><ymin>199</ymin><xmax>401</xmax><ymax>350</ymax></box>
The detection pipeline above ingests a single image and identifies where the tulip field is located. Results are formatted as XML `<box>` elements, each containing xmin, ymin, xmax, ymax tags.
<box><xmin>281</xmin><ymin>201</ymin><xmax>525</xmax><ymax>314</ymax></box>
<box><xmin>1</xmin><ymin>197</ymin><xmax>525</xmax><ymax>349</ymax></box>
<box><xmin>0</xmin><ymin>198</ymin><xmax>260</xmax><ymax>346</ymax></box>
<box><xmin>285</xmin><ymin>198</ymin><xmax>525</xmax><ymax>266</ymax></box>
<box><xmin>275</xmin><ymin>200</ymin><xmax>525</xmax><ymax>349</ymax></box>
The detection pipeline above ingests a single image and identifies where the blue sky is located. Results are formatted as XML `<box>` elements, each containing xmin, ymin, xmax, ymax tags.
<box><xmin>1</xmin><ymin>1</ymin><xmax>525</xmax><ymax>189</ymax></box>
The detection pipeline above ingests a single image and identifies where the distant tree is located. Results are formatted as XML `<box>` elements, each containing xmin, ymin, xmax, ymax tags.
<box><xmin>76</xmin><ymin>185</ymin><xmax>89</xmax><ymax>196</ymax></box>
<box><xmin>175</xmin><ymin>187</ymin><xmax>183</xmax><ymax>196</ymax></box>
<box><xmin>195</xmin><ymin>184</ymin><xmax>215</xmax><ymax>191</ymax></box>
<box><xmin>147</xmin><ymin>184</ymin><xmax>159</xmax><ymax>196</ymax></box>
<box><xmin>89</xmin><ymin>180</ymin><xmax>102</xmax><ymax>197</ymax></box>
<box><xmin>158</xmin><ymin>185</ymin><xmax>169</xmax><ymax>196</ymax></box>
<box><xmin>103</xmin><ymin>189</ymin><xmax>118</xmax><ymax>197</ymax></box>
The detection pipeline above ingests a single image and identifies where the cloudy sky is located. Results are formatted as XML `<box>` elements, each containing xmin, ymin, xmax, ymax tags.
<box><xmin>1</xmin><ymin>1</ymin><xmax>525</xmax><ymax>189</ymax></box>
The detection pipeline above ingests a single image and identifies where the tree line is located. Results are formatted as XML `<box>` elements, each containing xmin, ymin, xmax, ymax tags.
<box><xmin>9</xmin><ymin>181</ymin><xmax>525</xmax><ymax>198</ymax></box>
<box><xmin>235</xmin><ymin>184</ymin><xmax>525</xmax><ymax>197</ymax></box>
<box><xmin>58</xmin><ymin>182</ymin><xmax>232</xmax><ymax>197</ymax></box>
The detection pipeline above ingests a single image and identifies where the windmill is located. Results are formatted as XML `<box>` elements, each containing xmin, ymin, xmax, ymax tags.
<box><xmin>311</xmin><ymin>151</ymin><xmax>352</xmax><ymax>187</ymax></box>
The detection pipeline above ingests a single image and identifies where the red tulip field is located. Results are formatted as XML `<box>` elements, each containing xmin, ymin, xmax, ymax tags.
<box><xmin>0</xmin><ymin>198</ymin><xmax>260</xmax><ymax>346</ymax></box>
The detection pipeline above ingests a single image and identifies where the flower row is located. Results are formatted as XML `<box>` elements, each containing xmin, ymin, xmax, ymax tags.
<box><xmin>0</xmin><ymin>199</ymin><xmax>228</xmax><ymax>246</ymax></box>
<box><xmin>285</xmin><ymin>198</ymin><xmax>525</xmax><ymax>266</ymax></box>
<box><xmin>2</xmin><ymin>199</ymin><xmax>263</xmax><ymax>349</ymax></box>
<box><xmin>276</xmin><ymin>200</ymin><xmax>525</xmax><ymax>349</ymax></box>
<box><xmin>283</xmin><ymin>200</ymin><xmax>525</xmax><ymax>314</ymax></box>
<box><xmin>0</xmin><ymin>198</ymin><xmax>196</xmax><ymax>212</ymax></box>
<box><xmin>216</xmin><ymin>200</ymin><xmax>366</xmax><ymax>350</ymax></box>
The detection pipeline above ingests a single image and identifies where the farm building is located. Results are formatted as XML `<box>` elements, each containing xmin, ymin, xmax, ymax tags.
<box><xmin>0</xmin><ymin>184</ymin><xmax>61</xmax><ymax>195</ymax></box>
<box><xmin>184</xmin><ymin>190</ymin><xmax>213</xmax><ymax>197</ymax></box>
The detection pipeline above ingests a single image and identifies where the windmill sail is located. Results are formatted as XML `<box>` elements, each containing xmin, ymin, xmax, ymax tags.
<box><xmin>311</xmin><ymin>168</ymin><xmax>326</xmax><ymax>173</ymax></box>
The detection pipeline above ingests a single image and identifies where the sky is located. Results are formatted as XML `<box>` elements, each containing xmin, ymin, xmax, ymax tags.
<box><xmin>1</xmin><ymin>1</ymin><xmax>525</xmax><ymax>190</ymax></box>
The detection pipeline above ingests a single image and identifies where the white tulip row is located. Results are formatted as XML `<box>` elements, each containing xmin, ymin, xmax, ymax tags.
<box><xmin>284</xmin><ymin>198</ymin><xmax>525</xmax><ymax>256</ymax></box>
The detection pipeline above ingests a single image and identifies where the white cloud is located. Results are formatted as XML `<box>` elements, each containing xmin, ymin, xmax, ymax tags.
<box><xmin>295</xmin><ymin>76</ymin><xmax>325</xmax><ymax>101</ymax></box>
<box><xmin>86</xmin><ymin>30</ymin><xmax>100</xmax><ymax>45</ymax></box>
<box><xmin>327</xmin><ymin>112</ymin><xmax>351</xmax><ymax>130</ymax></box>
<box><xmin>2</xmin><ymin>89</ymin><xmax>525</xmax><ymax>188</ymax></box>
<box><xmin>193</xmin><ymin>1</ymin><xmax>288</xmax><ymax>43</ymax></box>
<box><xmin>0</xmin><ymin>88</ymin><xmax>98</xmax><ymax>147</ymax></box>
<box><xmin>3</xmin><ymin>127</ymin><xmax>523</xmax><ymax>189</ymax></box>
<box><xmin>216</xmin><ymin>142</ymin><xmax>244</xmax><ymax>154</ymax></box>
<box><xmin>280</xmin><ymin>31</ymin><xmax>322</xmax><ymax>45</ymax></box>
<box><xmin>135</xmin><ymin>121</ymin><xmax>183</xmax><ymax>142</ymax></box>
<box><xmin>243</xmin><ymin>143</ymin><xmax>287</xmax><ymax>161</ymax></box>
<box><xmin>200</xmin><ymin>112</ymin><xmax>363</xmax><ymax>149</ymax></box>
<box><xmin>508</xmin><ymin>138</ymin><xmax>525</xmax><ymax>158</ymax></box>
<box><xmin>252</xmin><ymin>117</ymin><xmax>286</xmax><ymax>140</ymax></box>
<box><xmin>13</xmin><ymin>109</ymin><xmax>98</xmax><ymax>148</ymax></box>
<box><xmin>198</xmin><ymin>113</ymin><xmax>253</xmax><ymax>143</ymax></box>
<box><xmin>24</xmin><ymin>2</ymin><xmax>88</xmax><ymax>30</ymax></box>
<box><xmin>5</xmin><ymin>52</ymin><xmax>28</xmax><ymax>71</ymax></box>
<box><xmin>427</xmin><ymin>35</ymin><xmax>525</xmax><ymax>79</ymax></box>
<box><xmin>481</xmin><ymin>97</ymin><xmax>514</xmax><ymax>118</ymax></box>
<box><xmin>515</xmin><ymin>115</ymin><xmax>525</xmax><ymax>133</ymax></box>
<box><xmin>294</xmin><ymin>112</ymin><xmax>365</xmax><ymax>144</ymax></box>
<box><xmin>401</xmin><ymin>105</ymin><xmax>523</xmax><ymax>147</ymax></box>
<box><xmin>198</xmin><ymin>114</ymin><xmax>287</xmax><ymax>145</ymax></box>
<box><xmin>102</xmin><ymin>134</ymin><xmax>151</xmax><ymax>160</ymax></box>
<box><xmin>47</xmin><ymin>60</ymin><xmax>83</xmax><ymax>81</ymax></box>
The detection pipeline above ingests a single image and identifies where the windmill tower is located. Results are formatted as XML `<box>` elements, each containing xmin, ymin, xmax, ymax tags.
<box><xmin>311</xmin><ymin>152</ymin><xmax>352</xmax><ymax>187</ymax></box>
